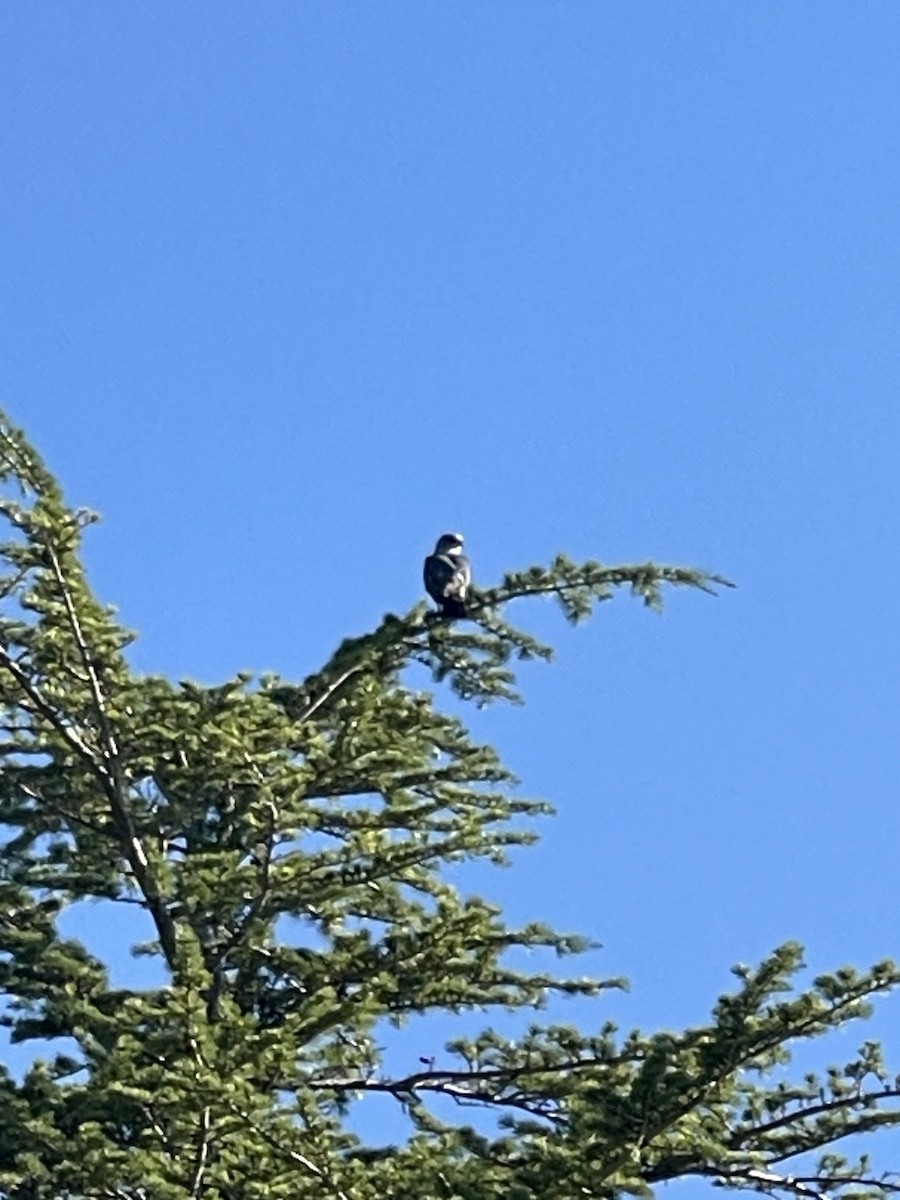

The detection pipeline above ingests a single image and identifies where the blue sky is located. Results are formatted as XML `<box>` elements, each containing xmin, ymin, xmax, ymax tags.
<box><xmin>3</xmin><ymin>0</ymin><xmax>900</xmax><ymax>1162</ymax></box>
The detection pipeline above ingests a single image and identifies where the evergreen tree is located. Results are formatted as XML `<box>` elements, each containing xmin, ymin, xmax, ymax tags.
<box><xmin>0</xmin><ymin>409</ymin><xmax>898</xmax><ymax>1199</ymax></box>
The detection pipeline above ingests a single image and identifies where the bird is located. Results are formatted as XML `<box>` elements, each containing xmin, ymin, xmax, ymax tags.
<box><xmin>423</xmin><ymin>532</ymin><xmax>472</xmax><ymax>619</ymax></box>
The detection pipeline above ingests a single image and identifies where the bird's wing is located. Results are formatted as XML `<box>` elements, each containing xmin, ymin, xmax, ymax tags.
<box><xmin>424</xmin><ymin>553</ymin><xmax>470</xmax><ymax>602</ymax></box>
<box><xmin>424</xmin><ymin>554</ymin><xmax>453</xmax><ymax>602</ymax></box>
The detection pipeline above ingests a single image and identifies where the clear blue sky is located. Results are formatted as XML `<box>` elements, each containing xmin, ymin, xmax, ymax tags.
<box><xmin>3</xmin><ymin>0</ymin><xmax>900</xmax><ymax>1158</ymax></box>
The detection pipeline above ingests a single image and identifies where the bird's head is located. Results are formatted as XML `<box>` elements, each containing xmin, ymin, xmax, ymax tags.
<box><xmin>434</xmin><ymin>532</ymin><xmax>465</xmax><ymax>556</ymax></box>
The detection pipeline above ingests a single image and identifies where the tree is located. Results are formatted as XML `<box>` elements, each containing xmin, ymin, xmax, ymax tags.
<box><xmin>0</xmin><ymin>410</ymin><xmax>897</xmax><ymax>1200</ymax></box>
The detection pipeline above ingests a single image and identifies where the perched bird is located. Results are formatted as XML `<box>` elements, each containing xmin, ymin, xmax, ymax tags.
<box><xmin>423</xmin><ymin>532</ymin><xmax>472</xmax><ymax>618</ymax></box>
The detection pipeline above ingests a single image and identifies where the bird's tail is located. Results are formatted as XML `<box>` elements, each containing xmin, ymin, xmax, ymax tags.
<box><xmin>440</xmin><ymin>597</ymin><xmax>468</xmax><ymax>620</ymax></box>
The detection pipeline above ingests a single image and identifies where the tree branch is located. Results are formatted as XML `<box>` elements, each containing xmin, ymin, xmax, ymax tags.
<box><xmin>701</xmin><ymin>1163</ymin><xmax>900</xmax><ymax>1199</ymax></box>
<box><xmin>188</xmin><ymin>1105</ymin><xmax>212</xmax><ymax>1200</ymax></box>
<box><xmin>295</xmin><ymin>664</ymin><xmax>366</xmax><ymax>725</ymax></box>
<box><xmin>0</xmin><ymin>643</ymin><xmax>103</xmax><ymax>769</ymax></box>
<box><xmin>223</xmin><ymin>1099</ymin><xmax>349</xmax><ymax>1200</ymax></box>
<box><xmin>306</xmin><ymin>1054</ymin><xmax>628</xmax><ymax>1104</ymax></box>
<box><xmin>9</xmin><ymin>538</ymin><xmax>181</xmax><ymax>969</ymax></box>
<box><xmin>730</xmin><ymin>1088</ymin><xmax>900</xmax><ymax>1149</ymax></box>
<box><xmin>473</xmin><ymin>563</ymin><xmax>734</xmax><ymax>609</ymax></box>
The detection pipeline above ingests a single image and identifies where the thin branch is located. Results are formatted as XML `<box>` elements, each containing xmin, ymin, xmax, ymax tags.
<box><xmin>0</xmin><ymin>643</ymin><xmax>102</xmax><ymax>769</ymax></box>
<box><xmin>704</xmin><ymin>1164</ymin><xmax>900</xmax><ymax>1199</ymax></box>
<box><xmin>223</xmin><ymin>1099</ymin><xmax>350</xmax><ymax>1200</ymax></box>
<box><xmin>0</xmin><ymin>563</ymin><xmax>31</xmax><ymax>600</ymax></box>
<box><xmin>472</xmin><ymin>566</ymin><xmax>734</xmax><ymax>609</ymax></box>
<box><xmin>730</xmin><ymin>1088</ymin><xmax>900</xmax><ymax>1148</ymax></box>
<box><xmin>307</xmin><ymin>1053</ymin><xmax>631</xmax><ymax>1101</ymax></box>
<box><xmin>295</xmin><ymin>664</ymin><xmax>365</xmax><ymax>725</ymax></box>
<box><xmin>44</xmin><ymin>543</ymin><xmax>180</xmax><ymax>968</ymax></box>
<box><xmin>45</xmin><ymin>545</ymin><xmax>121</xmax><ymax>764</ymax></box>
<box><xmin>188</xmin><ymin>1105</ymin><xmax>212</xmax><ymax>1200</ymax></box>
<box><xmin>711</xmin><ymin>1165</ymin><xmax>829</xmax><ymax>1199</ymax></box>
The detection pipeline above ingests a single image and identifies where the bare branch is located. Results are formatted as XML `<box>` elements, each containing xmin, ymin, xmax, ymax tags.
<box><xmin>296</xmin><ymin>664</ymin><xmax>365</xmax><ymax>724</ymax></box>
<box><xmin>188</xmin><ymin>1105</ymin><xmax>212</xmax><ymax>1200</ymax></box>
<box><xmin>45</xmin><ymin>545</ymin><xmax>122</xmax><ymax>765</ymax></box>
<box><xmin>712</xmin><ymin>1165</ymin><xmax>829</xmax><ymax>1199</ymax></box>
<box><xmin>731</xmin><ymin>1088</ymin><xmax>900</xmax><ymax>1149</ymax></box>
<box><xmin>223</xmin><ymin>1099</ymin><xmax>350</xmax><ymax>1200</ymax></box>
<box><xmin>0</xmin><ymin>642</ymin><xmax>103</xmax><ymax>770</ymax></box>
<box><xmin>702</xmin><ymin>1163</ymin><xmax>900</xmax><ymax>1199</ymax></box>
<box><xmin>44</xmin><ymin>544</ymin><xmax>181</xmax><ymax>966</ymax></box>
<box><xmin>0</xmin><ymin>536</ymin><xmax>181</xmax><ymax>969</ymax></box>
<box><xmin>307</xmin><ymin>1053</ymin><xmax>627</xmax><ymax>1104</ymax></box>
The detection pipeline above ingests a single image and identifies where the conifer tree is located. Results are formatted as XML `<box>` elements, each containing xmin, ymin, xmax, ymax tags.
<box><xmin>0</xmin><ymin>409</ymin><xmax>898</xmax><ymax>1199</ymax></box>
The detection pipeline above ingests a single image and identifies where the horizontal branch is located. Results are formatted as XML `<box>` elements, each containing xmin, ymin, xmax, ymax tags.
<box><xmin>475</xmin><ymin>563</ymin><xmax>735</xmax><ymax>609</ymax></box>
<box><xmin>306</xmin><ymin>1052</ymin><xmax>629</xmax><ymax>1102</ymax></box>
<box><xmin>700</xmin><ymin>1163</ymin><xmax>900</xmax><ymax>1199</ymax></box>
<box><xmin>731</xmin><ymin>1087</ymin><xmax>900</xmax><ymax>1150</ymax></box>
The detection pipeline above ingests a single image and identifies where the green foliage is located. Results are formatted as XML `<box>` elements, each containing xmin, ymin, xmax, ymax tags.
<box><xmin>0</xmin><ymin>409</ymin><xmax>898</xmax><ymax>1199</ymax></box>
